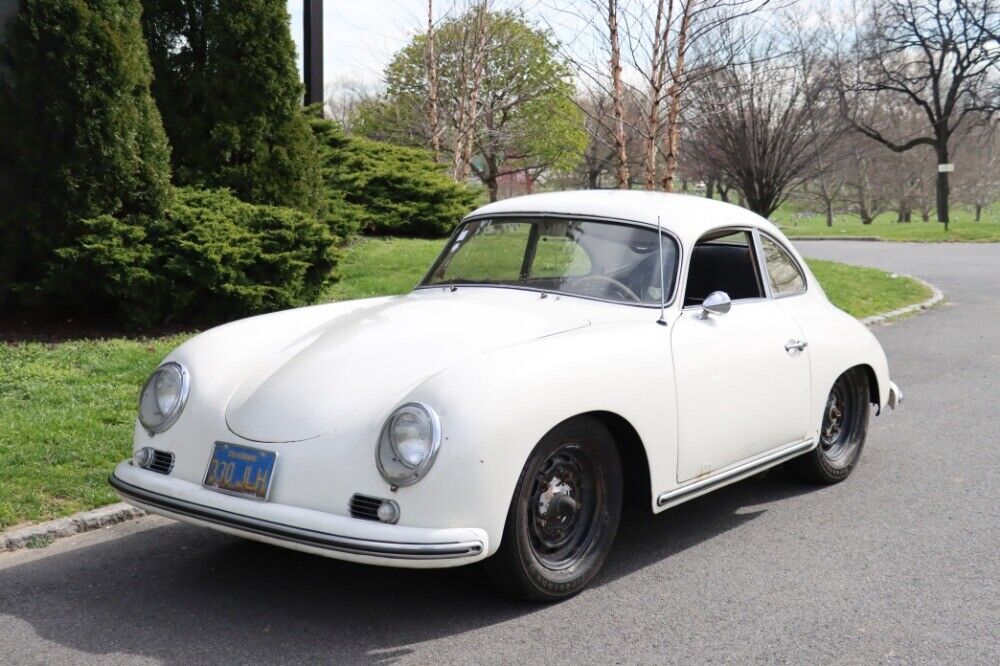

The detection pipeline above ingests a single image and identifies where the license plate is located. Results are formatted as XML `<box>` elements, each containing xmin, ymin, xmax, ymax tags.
<box><xmin>203</xmin><ymin>442</ymin><xmax>276</xmax><ymax>501</ymax></box>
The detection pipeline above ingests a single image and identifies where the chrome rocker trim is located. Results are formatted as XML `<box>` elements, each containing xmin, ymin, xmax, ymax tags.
<box><xmin>657</xmin><ymin>438</ymin><xmax>817</xmax><ymax>508</ymax></box>
<box><xmin>109</xmin><ymin>474</ymin><xmax>484</xmax><ymax>560</ymax></box>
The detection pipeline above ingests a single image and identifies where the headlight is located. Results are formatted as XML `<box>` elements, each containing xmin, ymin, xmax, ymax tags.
<box><xmin>138</xmin><ymin>362</ymin><xmax>189</xmax><ymax>433</ymax></box>
<box><xmin>376</xmin><ymin>402</ymin><xmax>441</xmax><ymax>487</ymax></box>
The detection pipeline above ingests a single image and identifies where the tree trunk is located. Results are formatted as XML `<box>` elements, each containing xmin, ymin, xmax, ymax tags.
<box><xmin>452</xmin><ymin>4</ymin><xmax>488</xmax><ymax>181</ymax></box>
<box><xmin>975</xmin><ymin>203</ymin><xmax>982</xmax><ymax>221</ymax></box>
<box><xmin>935</xmin><ymin>140</ymin><xmax>950</xmax><ymax>231</ymax></box>
<box><xmin>921</xmin><ymin>209</ymin><xmax>930</xmax><ymax>222</ymax></box>
<box><xmin>608</xmin><ymin>0</ymin><xmax>629</xmax><ymax>189</ymax></box>
<box><xmin>825</xmin><ymin>200</ymin><xmax>834</xmax><ymax>227</ymax></box>
<box><xmin>661</xmin><ymin>0</ymin><xmax>694</xmax><ymax>192</ymax></box>
<box><xmin>642</xmin><ymin>0</ymin><xmax>671</xmax><ymax>190</ymax></box>
<box><xmin>705</xmin><ymin>178</ymin><xmax>715</xmax><ymax>199</ymax></box>
<box><xmin>426</xmin><ymin>0</ymin><xmax>440</xmax><ymax>156</ymax></box>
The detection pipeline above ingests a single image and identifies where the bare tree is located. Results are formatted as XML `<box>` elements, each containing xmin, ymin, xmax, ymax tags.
<box><xmin>452</xmin><ymin>2</ymin><xmax>490</xmax><ymax>181</ymax></box>
<box><xmin>688</xmin><ymin>31</ymin><xmax>844</xmax><ymax>217</ymax></box>
<box><xmin>577</xmin><ymin>89</ymin><xmax>619</xmax><ymax>187</ymax></box>
<box><xmin>642</xmin><ymin>0</ymin><xmax>674</xmax><ymax>189</ymax></box>
<box><xmin>545</xmin><ymin>0</ymin><xmax>775</xmax><ymax>192</ymax></box>
<box><xmin>954</xmin><ymin>121</ymin><xmax>1000</xmax><ymax>220</ymax></box>
<box><xmin>661</xmin><ymin>0</ymin><xmax>695</xmax><ymax>191</ymax></box>
<box><xmin>426</xmin><ymin>0</ymin><xmax>442</xmax><ymax>156</ymax></box>
<box><xmin>607</xmin><ymin>0</ymin><xmax>631</xmax><ymax>187</ymax></box>
<box><xmin>841</xmin><ymin>130</ymin><xmax>906</xmax><ymax>223</ymax></box>
<box><xmin>840</xmin><ymin>0</ymin><xmax>1000</xmax><ymax>230</ymax></box>
<box><xmin>324</xmin><ymin>78</ymin><xmax>375</xmax><ymax>133</ymax></box>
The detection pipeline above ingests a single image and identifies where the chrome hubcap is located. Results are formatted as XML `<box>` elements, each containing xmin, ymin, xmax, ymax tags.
<box><xmin>822</xmin><ymin>390</ymin><xmax>845</xmax><ymax>445</ymax></box>
<box><xmin>820</xmin><ymin>382</ymin><xmax>854</xmax><ymax>461</ymax></box>
<box><xmin>528</xmin><ymin>446</ymin><xmax>597</xmax><ymax>569</ymax></box>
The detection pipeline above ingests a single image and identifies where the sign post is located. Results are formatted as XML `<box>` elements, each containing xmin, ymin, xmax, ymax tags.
<box><xmin>303</xmin><ymin>0</ymin><xmax>323</xmax><ymax>108</ymax></box>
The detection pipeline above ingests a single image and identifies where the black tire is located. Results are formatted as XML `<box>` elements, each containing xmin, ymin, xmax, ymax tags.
<box><xmin>486</xmin><ymin>416</ymin><xmax>623</xmax><ymax>602</ymax></box>
<box><xmin>789</xmin><ymin>367</ymin><xmax>870</xmax><ymax>484</ymax></box>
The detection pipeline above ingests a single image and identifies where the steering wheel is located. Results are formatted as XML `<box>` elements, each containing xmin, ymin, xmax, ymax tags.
<box><xmin>566</xmin><ymin>275</ymin><xmax>641</xmax><ymax>302</ymax></box>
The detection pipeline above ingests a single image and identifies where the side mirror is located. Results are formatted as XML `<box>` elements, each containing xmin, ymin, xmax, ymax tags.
<box><xmin>698</xmin><ymin>291</ymin><xmax>732</xmax><ymax>319</ymax></box>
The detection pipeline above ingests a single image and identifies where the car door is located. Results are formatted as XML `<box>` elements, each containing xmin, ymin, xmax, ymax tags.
<box><xmin>670</xmin><ymin>229</ymin><xmax>812</xmax><ymax>483</ymax></box>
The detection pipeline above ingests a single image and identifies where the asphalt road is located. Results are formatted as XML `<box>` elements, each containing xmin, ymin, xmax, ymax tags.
<box><xmin>1</xmin><ymin>241</ymin><xmax>997</xmax><ymax>664</ymax></box>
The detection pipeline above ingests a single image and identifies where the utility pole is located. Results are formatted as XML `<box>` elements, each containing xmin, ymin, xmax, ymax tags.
<box><xmin>303</xmin><ymin>0</ymin><xmax>323</xmax><ymax>108</ymax></box>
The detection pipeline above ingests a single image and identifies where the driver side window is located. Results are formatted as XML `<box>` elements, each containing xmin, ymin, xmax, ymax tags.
<box><xmin>684</xmin><ymin>230</ymin><xmax>765</xmax><ymax>306</ymax></box>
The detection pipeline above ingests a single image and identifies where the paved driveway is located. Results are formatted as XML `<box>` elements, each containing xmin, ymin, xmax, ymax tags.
<box><xmin>1</xmin><ymin>241</ymin><xmax>997</xmax><ymax>664</ymax></box>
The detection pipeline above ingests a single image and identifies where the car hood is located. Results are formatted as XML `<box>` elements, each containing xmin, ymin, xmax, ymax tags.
<box><xmin>225</xmin><ymin>292</ymin><xmax>590</xmax><ymax>442</ymax></box>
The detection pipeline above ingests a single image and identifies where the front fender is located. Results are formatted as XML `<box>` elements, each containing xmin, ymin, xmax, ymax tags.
<box><xmin>405</xmin><ymin>322</ymin><xmax>676</xmax><ymax>550</ymax></box>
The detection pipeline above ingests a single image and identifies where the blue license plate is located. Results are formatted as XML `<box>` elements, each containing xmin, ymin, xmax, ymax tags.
<box><xmin>203</xmin><ymin>442</ymin><xmax>276</xmax><ymax>501</ymax></box>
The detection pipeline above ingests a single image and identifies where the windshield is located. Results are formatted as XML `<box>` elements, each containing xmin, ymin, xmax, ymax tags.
<box><xmin>422</xmin><ymin>217</ymin><xmax>679</xmax><ymax>305</ymax></box>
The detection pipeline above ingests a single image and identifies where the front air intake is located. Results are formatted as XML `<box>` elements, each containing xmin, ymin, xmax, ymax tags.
<box><xmin>148</xmin><ymin>450</ymin><xmax>175</xmax><ymax>475</ymax></box>
<box><xmin>349</xmin><ymin>494</ymin><xmax>400</xmax><ymax>524</ymax></box>
<box><xmin>348</xmin><ymin>494</ymin><xmax>383</xmax><ymax>521</ymax></box>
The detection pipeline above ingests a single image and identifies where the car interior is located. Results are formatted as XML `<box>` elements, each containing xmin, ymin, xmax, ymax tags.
<box><xmin>683</xmin><ymin>230</ymin><xmax>765</xmax><ymax>306</ymax></box>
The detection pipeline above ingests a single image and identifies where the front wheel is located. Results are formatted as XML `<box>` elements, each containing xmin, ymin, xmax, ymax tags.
<box><xmin>789</xmin><ymin>367</ymin><xmax>870</xmax><ymax>484</ymax></box>
<box><xmin>487</xmin><ymin>417</ymin><xmax>622</xmax><ymax>602</ymax></box>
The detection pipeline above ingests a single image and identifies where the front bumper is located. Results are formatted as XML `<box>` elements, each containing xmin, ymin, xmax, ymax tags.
<box><xmin>110</xmin><ymin>462</ymin><xmax>488</xmax><ymax>568</ymax></box>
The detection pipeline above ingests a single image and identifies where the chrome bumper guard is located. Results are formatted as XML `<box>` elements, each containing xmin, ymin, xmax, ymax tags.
<box><xmin>109</xmin><ymin>474</ymin><xmax>484</xmax><ymax>560</ymax></box>
<box><xmin>888</xmin><ymin>381</ymin><xmax>902</xmax><ymax>410</ymax></box>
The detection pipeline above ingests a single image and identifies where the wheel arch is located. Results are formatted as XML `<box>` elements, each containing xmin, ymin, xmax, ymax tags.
<box><xmin>575</xmin><ymin>410</ymin><xmax>653</xmax><ymax>515</ymax></box>
<box><xmin>841</xmin><ymin>363</ymin><xmax>880</xmax><ymax>415</ymax></box>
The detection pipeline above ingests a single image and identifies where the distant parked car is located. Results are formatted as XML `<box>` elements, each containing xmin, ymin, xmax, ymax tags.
<box><xmin>111</xmin><ymin>191</ymin><xmax>900</xmax><ymax>601</ymax></box>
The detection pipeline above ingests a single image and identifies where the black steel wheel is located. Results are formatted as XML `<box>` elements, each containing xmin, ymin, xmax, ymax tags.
<box><xmin>487</xmin><ymin>416</ymin><xmax>622</xmax><ymax>602</ymax></box>
<box><xmin>789</xmin><ymin>367</ymin><xmax>870</xmax><ymax>484</ymax></box>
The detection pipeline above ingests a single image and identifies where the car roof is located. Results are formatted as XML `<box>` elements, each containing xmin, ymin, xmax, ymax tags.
<box><xmin>468</xmin><ymin>190</ymin><xmax>782</xmax><ymax>246</ymax></box>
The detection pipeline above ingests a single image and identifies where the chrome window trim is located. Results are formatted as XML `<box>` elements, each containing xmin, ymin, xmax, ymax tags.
<box><xmin>679</xmin><ymin>226</ymin><xmax>768</xmax><ymax>311</ymax></box>
<box><xmin>416</xmin><ymin>212</ymin><xmax>684</xmax><ymax>311</ymax></box>
<box><xmin>751</xmin><ymin>228</ymin><xmax>775</xmax><ymax>300</ymax></box>
<box><xmin>757</xmin><ymin>230</ymin><xmax>809</xmax><ymax>299</ymax></box>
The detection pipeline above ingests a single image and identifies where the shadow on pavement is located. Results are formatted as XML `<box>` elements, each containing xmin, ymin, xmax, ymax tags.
<box><xmin>0</xmin><ymin>470</ymin><xmax>818</xmax><ymax>664</ymax></box>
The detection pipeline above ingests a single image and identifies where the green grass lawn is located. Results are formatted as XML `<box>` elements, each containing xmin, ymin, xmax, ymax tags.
<box><xmin>805</xmin><ymin>259</ymin><xmax>931</xmax><ymax>319</ymax></box>
<box><xmin>0</xmin><ymin>336</ymin><xmax>186</xmax><ymax>528</ymax></box>
<box><xmin>0</xmin><ymin>238</ymin><xmax>931</xmax><ymax>529</ymax></box>
<box><xmin>772</xmin><ymin>205</ymin><xmax>1000</xmax><ymax>242</ymax></box>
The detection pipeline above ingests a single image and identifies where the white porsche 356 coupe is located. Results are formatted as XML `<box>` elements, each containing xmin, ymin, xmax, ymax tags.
<box><xmin>112</xmin><ymin>191</ymin><xmax>900</xmax><ymax>601</ymax></box>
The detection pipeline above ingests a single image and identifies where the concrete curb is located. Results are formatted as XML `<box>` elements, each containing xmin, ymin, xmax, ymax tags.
<box><xmin>860</xmin><ymin>275</ymin><xmax>944</xmax><ymax>327</ymax></box>
<box><xmin>1</xmin><ymin>273</ymin><xmax>944</xmax><ymax>554</ymax></box>
<box><xmin>1</xmin><ymin>503</ymin><xmax>146</xmax><ymax>553</ymax></box>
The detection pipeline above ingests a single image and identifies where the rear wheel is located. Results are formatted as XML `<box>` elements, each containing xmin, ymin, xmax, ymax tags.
<box><xmin>789</xmin><ymin>367</ymin><xmax>870</xmax><ymax>484</ymax></box>
<box><xmin>487</xmin><ymin>417</ymin><xmax>622</xmax><ymax>602</ymax></box>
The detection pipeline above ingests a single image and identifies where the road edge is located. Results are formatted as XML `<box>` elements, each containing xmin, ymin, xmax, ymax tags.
<box><xmin>1</xmin><ymin>274</ymin><xmax>945</xmax><ymax>554</ymax></box>
<box><xmin>0</xmin><ymin>503</ymin><xmax>146</xmax><ymax>552</ymax></box>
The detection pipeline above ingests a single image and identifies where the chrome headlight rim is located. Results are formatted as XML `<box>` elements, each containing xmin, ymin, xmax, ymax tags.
<box><xmin>376</xmin><ymin>402</ymin><xmax>441</xmax><ymax>487</ymax></box>
<box><xmin>137</xmin><ymin>362</ymin><xmax>190</xmax><ymax>434</ymax></box>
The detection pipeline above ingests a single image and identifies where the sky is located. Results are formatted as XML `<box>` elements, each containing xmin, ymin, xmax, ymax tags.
<box><xmin>286</xmin><ymin>1</ymin><xmax>605</xmax><ymax>91</ymax></box>
<box><xmin>284</xmin><ymin>1</ymin><xmax>827</xmax><ymax>94</ymax></box>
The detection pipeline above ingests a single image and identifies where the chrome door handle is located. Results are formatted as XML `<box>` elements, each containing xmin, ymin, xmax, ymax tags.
<box><xmin>785</xmin><ymin>339</ymin><xmax>808</xmax><ymax>353</ymax></box>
